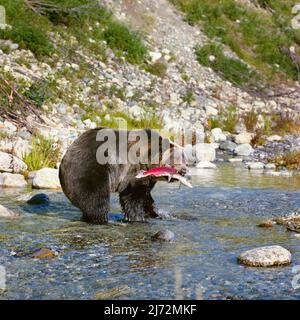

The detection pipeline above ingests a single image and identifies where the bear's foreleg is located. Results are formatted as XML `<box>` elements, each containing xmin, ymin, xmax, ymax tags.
<box><xmin>119</xmin><ymin>186</ymin><xmax>158</xmax><ymax>222</ymax></box>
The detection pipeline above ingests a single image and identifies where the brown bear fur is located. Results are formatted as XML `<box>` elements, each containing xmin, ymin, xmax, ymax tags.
<box><xmin>59</xmin><ymin>128</ymin><xmax>186</xmax><ymax>224</ymax></box>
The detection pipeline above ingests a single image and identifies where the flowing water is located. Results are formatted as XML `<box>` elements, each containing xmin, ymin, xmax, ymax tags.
<box><xmin>1</xmin><ymin>164</ymin><xmax>300</xmax><ymax>300</ymax></box>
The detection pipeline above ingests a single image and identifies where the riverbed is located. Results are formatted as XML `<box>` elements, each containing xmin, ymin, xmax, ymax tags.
<box><xmin>1</xmin><ymin>164</ymin><xmax>300</xmax><ymax>299</ymax></box>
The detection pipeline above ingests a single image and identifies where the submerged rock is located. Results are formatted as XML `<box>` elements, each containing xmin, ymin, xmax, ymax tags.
<box><xmin>32</xmin><ymin>168</ymin><xmax>60</xmax><ymax>189</ymax></box>
<box><xmin>27</xmin><ymin>193</ymin><xmax>50</xmax><ymax>205</ymax></box>
<box><xmin>31</xmin><ymin>248</ymin><xmax>57</xmax><ymax>259</ymax></box>
<box><xmin>151</xmin><ymin>229</ymin><xmax>175</xmax><ymax>242</ymax></box>
<box><xmin>238</xmin><ymin>245</ymin><xmax>291</xmax><ymax>267</ymax></box>
<box><xmin>257</xmin><ymin>220</ymin><xmax>276</xmax><ymax>228</ymax></box>
<box><xmin>0</xmin><ymin>204</ymin><xmax>19</xmax><ymax>219</ymax></box>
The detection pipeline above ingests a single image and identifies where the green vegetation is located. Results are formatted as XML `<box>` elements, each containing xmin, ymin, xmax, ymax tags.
<box><xmin>144</xmin><ymin>62</ymin><xmax>168</xmax><ymax>77</ymax></box>
<box><xmin>207</xmin><ymin>105</ymin><xmax>238</xmax><ymax>132</ymax></box>
<box><xmin>23</xmin><ymin>134</ymin><xmax>61</xmax><ymax>171</ymax></box>
<box><xmin>181</xmin><ymin>89</ymin><xmax>194</xmax><ymax>104</ymax></box>
<box><xmin>196</xmin><ymin>43</ymin><xmax>261</xmax><ymax>90</ymax></box>
<box><xmin>103</xmin><ymin>21</ymin><xmax>147</xmax><ymax>64</ymax></box>
<box><xmin>82</xmin><ymin>106</ymin><xmax>162</xmax><ymax>130</ymax></box>
<box><xmin>0</xmin><ymin>0</ymin><xmax>148</xmax><ymax>64</ymax></box>
<box><xmin>171</xmin><ymin>0</ymin><xmax>300</xmax><ymax>84</ymax></box>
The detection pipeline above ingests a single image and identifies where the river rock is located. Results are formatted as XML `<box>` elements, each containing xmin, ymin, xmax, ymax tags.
<box><xmin>211</xmin><ymin>128</ymin><xmax>226</xmax><ymax>142</ymax></box>
<box><xmin>196</xmin><ymin>161</ymin><xmax>217</xmax><ymax>169</ymax></box>
<box><xmin>31</xmin><ymin>248</ymin><xmax>57</xmax><ymax>259</ymax></box>
<box><xmin>194</xmin><ymin>143</ymin><xmax>216</xmax><ymax>162</ymax></box>
<box><xmin>219</xmin><ymin>141</ymin><xmax>237</xmax><ymax>152</ymax></box>
<box><xmin>0</xmin><ymin>151</ymin><xmax>27</xmax><ymax>173</ymax></box>
<box><xmin>267</xmin><ymin>135</ymin><xmax>282</xmax><ymax>142</ymax></box>
<box><xmin>234</xmin><ymin>132</ymin><xmax>253</xmax><ymax>144</ymax></box>
<box><xmin>238</xmin><ymin>245</ymin><xmax>291</xmax><ymax>267</ymax></box>
<box><xmin>257</xmin><ymin>219</ymin><xmax>276</xmax><ymax>228</ymax></box>
<box><xmin>234</xmin><ymin>144</ymin><xmax>253</xmax><ymax>156</ymax></box>
<box><xmin>0</xmin><ymin>173</ymin><xmax>27</xmax><ymax>188</ymax></box>
<box><xmin>32</xmin><ymin>168</ymin><xmax>60</xmax><ymax>189</ymax></box>
<box><xmin>0</xmin><ymin>204</ymin><xmax>19</xmax><ymax>218</ymax></box>
<box><xmin>264</xmin><ymin>163</ymin><xmax>276</xmax><ymax>170</ymax></box>
<box><xmin>151</xmin><ymin>229</ymin><xmax>175</xmax><ymax>242</ymax></box>
<box><xmin>247</xmin><ymin>162</ymin><xmax>264</xmax><ymax>170</ymax></box>
<box><xmin>27</xmin><ymin>193</ymin><xmax>50</xmax><ymax>205</ymax></box>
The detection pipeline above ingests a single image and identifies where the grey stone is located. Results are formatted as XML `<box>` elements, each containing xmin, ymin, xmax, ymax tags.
<box><xmin>32</xmin><ymin>168</ymin><xmax>61</xmax><ymax>189</ymax></box>
<box><xmin>238</xmin><ymin>245</ymin><xmax>291</xmax><ymax>267</ymax></box>
<box><xmin>0</xmin><ymin>204</ymin><xmax>19</xmax><ymax>218</ymax></box>
<box><xmin>152</xmin><ymin>229</ymin><xmax>175</xmax><ymax>242</ymax></box>
<box><xmin>0</xmin><ymin>173</ymin><xmax>27</xmax><ymax>188</ymax></box>
<box><xmin>234</xmin><ymin>144</ymin><xmax>253</xmax><ymax>157</ymax></box>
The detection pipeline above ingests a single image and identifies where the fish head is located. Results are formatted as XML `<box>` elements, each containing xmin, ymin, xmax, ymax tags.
<box><xmin>161</xmin><ymin>141</ymin><xmax>188</xmax><ymax>177</ymax></box>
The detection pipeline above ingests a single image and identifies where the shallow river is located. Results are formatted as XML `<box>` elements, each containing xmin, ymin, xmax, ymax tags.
<box><xmin>1</xmin><ymin>164</ymin><xmax>300</xmax><ymax>300</ymax></box>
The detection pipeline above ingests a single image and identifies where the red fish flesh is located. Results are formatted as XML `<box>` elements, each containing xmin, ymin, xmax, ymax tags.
<box><xmin>136</xmin><ymin>166</ymin><xmax>192</xmax><ymax>188</ymax></box>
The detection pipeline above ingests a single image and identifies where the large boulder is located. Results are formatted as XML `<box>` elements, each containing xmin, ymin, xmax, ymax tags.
<box><xmin>194</xmin><ymin>143</ymin><xmax>216</xmax><ymax>162</ymax></box>
<box><xmin>0</xmin><ymin>151</ymin><xmax>27</xmax><ymax>173</ymax></box>
<box><xmin>0</xmin><ymin>173</ymin><xmax>27</xmax><ymax>188</ymax></box>
<box><xmin>32</xmin><ymin>168</ymin><xmax>61</xmax><ymax>189</ymax></box>
<box><xmin>0</xmin><ymin>204</ymin><xmax>19</xmax><ymax>218</ymax></box>
<box><xmin>238</xmin><ymin>245</ymin><xmax>291</xmax><ymax>267</ymax></box>
<box><xmin>234</xmin><ymin>144</ymin><xmax>253</xmax><ymax>157</ymax></box>
<box><xmin>234</xmin><ymin>132</ymin><xmax>253</xmax><ymax>144</ymax></box>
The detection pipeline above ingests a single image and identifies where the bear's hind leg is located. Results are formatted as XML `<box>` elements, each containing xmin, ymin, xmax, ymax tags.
<box><xmin>78</xmin><ymin>176</ymin><xmax>110</xmax><ymax>224</ymax></box>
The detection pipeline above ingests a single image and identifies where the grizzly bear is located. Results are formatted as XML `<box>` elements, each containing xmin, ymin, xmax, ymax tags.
<box><xmin>59</xmin><ymin>128</ymin><xmax>187</xmax><ymax>224</ymax></box>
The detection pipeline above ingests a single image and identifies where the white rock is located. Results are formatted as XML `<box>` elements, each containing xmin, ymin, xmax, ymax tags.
<box><xmin>196</xmin><ymin>161</ymin><xmax>217</xmax><ymax>169</ymax></box>
<box><xmin>247</xmin><ymin>162</ymin><xmax>264</xmax><ymax>170</ymax></box>
<box><xmin>238</xmin><ymin>245</ymin><xmax>291</xmax><ymax>267</ymax></box>
<box><xmin>194</xmin><ymin>143</ymin><xmax>216</xmax><ymax>162</ymax></box>
<box><xmin>211</xmin><ymin>128</ymin><xmax>226</xmax><ymax>142</ymax></box>
<box><xmin>32</xmin><ymin>168</ymin><xmax>61</xmax><ymax>189</ymax></box>
<box><xmin>0</xmin><ymin>173</ymin><xmax>27</xmax><ymax>188</ymax></box>
<box><xmin>205</xmin><ymin>105</ymin><xmax>218</xmax><ymax>116</ymax></box>
<box><xmin>0</xmin><ymin>204</ymin><xmax>19</xmax><ymax>218</ymax></box>
<box><xmin>264</xmin><ymin>163</ymin><xmax>276</xmax><ymax>170</ymax></box>
<box><xmin>0</xmin><ymin>151</ymin><xmax>27</xmax><ymax>173</ymax></box>
<box><xmin>12</xmin><ymin>138</ymin><xmax>31</xmax><ymax>159</ymax></box>
<box><xmin>149</xmin><ymin>51</ymin><xmax>162</xmax><ymax>63</ymax></box>
<box><xmin>234</xmin><ymin>144</ymin><xmax>253</xmax><ymax>157</ymax></box>
<box><xmin>234</xmin><ymin>132</ymin><xmax>253</xmax><ymax>144</ymax></box>
<box><xmin>228</xmin><ymin>158</ymin><xmax>243</xmax><ymax>163</ymax></box>
<box><xmin>267</xmin><ymin>135</ymin><xmax>282</xmax><ymax>142</ymax></box>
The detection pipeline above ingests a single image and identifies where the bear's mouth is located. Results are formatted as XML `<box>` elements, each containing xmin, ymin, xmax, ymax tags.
<box><xmin>135</xmin><ymin>166</ymin><xmax>192</xmax><ymax>188</ymax></box>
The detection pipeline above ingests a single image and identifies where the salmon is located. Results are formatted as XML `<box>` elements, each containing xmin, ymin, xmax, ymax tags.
<box><xmin>136</xmin><ymin>166</ymin><xmax>192</xmax><ymax>188</ymax></box>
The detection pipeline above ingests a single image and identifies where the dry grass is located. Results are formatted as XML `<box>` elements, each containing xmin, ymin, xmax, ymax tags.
<box><xmin>273</xmin><ymin>151</ymin><xmax>300</xmax><ymax>170</ymax></box>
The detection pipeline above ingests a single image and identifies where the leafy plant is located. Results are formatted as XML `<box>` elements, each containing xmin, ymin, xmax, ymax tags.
<box><xmin>23</xmin><ymin>134</ymin><xmax>61</xmax><ymax>171</ymax></box>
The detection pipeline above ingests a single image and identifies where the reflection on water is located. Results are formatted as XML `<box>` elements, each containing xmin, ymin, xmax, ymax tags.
<box><xmin>0</xmin><ymin>164</ymin><xmax>300</xmax><ymax>299</ymax></box>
